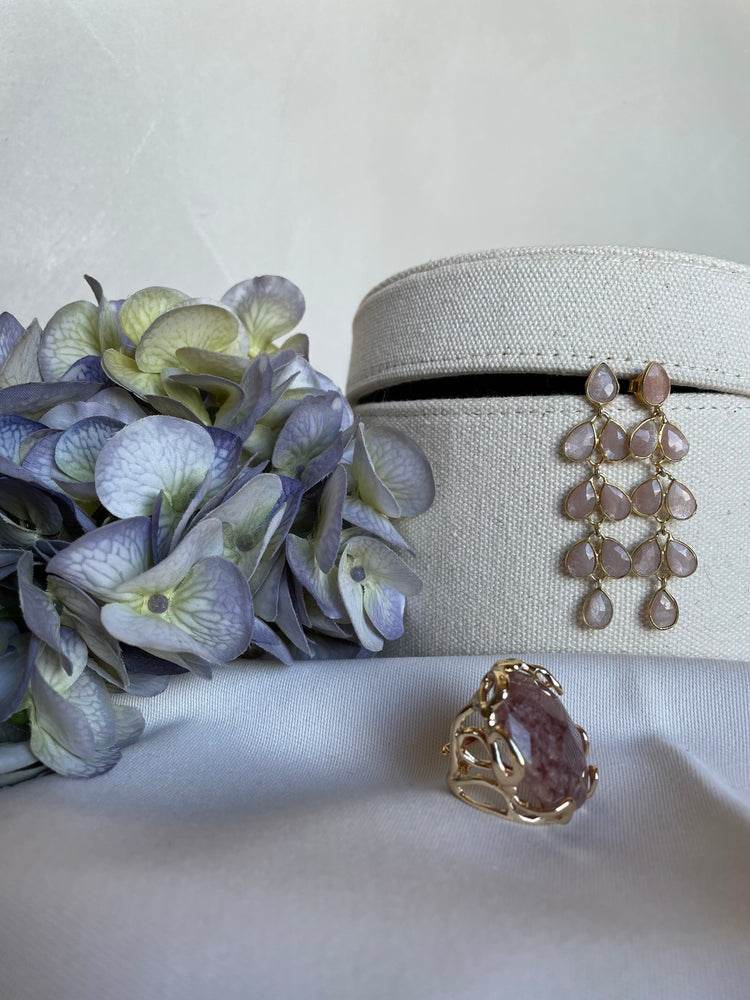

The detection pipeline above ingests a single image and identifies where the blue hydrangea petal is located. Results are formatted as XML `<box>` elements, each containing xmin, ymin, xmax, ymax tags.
<box><xmin>60</xmin><ymin>355</ymin><xmax>107</xmax><ymax>383</ymax></box>
<box><xmin>204</xmin><ymin>427</ymin><xmax>242</xmax><ymax>499</ymax></box>
<box><xmin>95</xmin><ymin>415</ymin><xmax>216</xmax><ymax>519</ymax></box>
<box><xmin>360</xmin><ymin>425</ymin><xmax>435</xmax><ymax>517</ymax></box>
<box><xmin>0</xmin><ymin>744</ymin><xmax>44</xmax><ymax>786</ymax></box>
<box><xmin>113</xmin><ymin>704</ymin><xmax>145</xmax><ymax>747</ymax></box>
<box><xmin>0</xmin><ymin>415</ymin><xmax>47</xmax><ymax>463</ymax></box>
<box><xmin>315</xmin><ymin>464</ymin><xmax>346</xmax><ymax>573</ymax></box>
<box><xmin>0</xmin><ymin>630</ymin><xmax>32</xmax><ymax>720</ymax></box>
<box><xmin>286</xmin><ymin>534</ymin><xmax>346</xmax><ymax>619</ymax></box>
<box><xmin>117</xmin><ymin>517</ymin><xmax>223</xmax><ymax>596</ymax></box>
<box><xmin>272</xmin><ymin>393</ymin><xmax>347</xmax><ymax>486</ymax></box>
<box><xmin>47</xmin><ymin>517</ymin><xmax>152</xmax><ymax>601</ymax></box>
<box><xmin>0</xmin><ymin>380</ymin><xmax>102</xmax><ymax>419</ymax></box>
<box><xmin>0</xmin><ymin>320</ymin><xmax>42</xmax><ymax>388</ymax></box>
<box><xmin>340</xmin><ymin>535</ymin><xmax>423</xmax><ymax>596</ymax></box>
<box><xmin>341</xmin><ymin>497</ymin><xmax>411</xmax><ymax>550</ymax></box>
<box><xmin>251</xmin><ymin>552</ymin><xmax>284</xmax><ymax>620</ymax></box>
<box><xmin>0</xmin><ymin>312</ymin><xmax>24</xmax><ymax>368</ymax></box>
<box><xmin>274</xmin><ymin>571</ymin><xmax>310</xmax><ymax>655</ymax></box>
<box><xmin>55</xmin><ymin>416</ymin><xmax>123</xmax><ymax>483</ymax></box>
<box><xmin>362</xmin><ymin>580</ymin><xmax>407</xmax><ymax>640</ymax></box>
<box><xmin>222</xmin><ymin>275</ymin><xmax>305</xmax><ymax>353</ymax></box>
<box><xmin>351</xmin><ymin>425</ymin><xmax>399</xmax><ymax>517</ymax></box>
<box><xmin>43</xmin><ymin>387</ymin><xmax>148</xmax><ymax>430</ymax></box>
<box><xmin>249</xmin><ymin>619</ymin><xmax>293</xmax><ymax>664</ymax></box>
<box><xmin>336</xmin><ymin>567</ymin><xmax>383</xmax><ymax>652</ymax></box>
<box><xmin>103</xmin><ymin>555</ymin><xmax>254</xmax><ymax>665</ymax></box>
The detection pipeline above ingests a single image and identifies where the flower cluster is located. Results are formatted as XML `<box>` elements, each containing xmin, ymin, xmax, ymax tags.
<box><xmin>0</xmin><ymin>275</ymin><xmax>434</xmax><ymax>785</ymax></box>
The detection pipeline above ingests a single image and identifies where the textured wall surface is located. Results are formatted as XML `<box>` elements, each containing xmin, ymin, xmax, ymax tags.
<box><xmin>2</xmin><ymin>0</ymin><xmax>750</xmax><ymax>386</ymax></box>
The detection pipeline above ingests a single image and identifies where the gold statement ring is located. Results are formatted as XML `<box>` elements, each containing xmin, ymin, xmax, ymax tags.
<box><xmin>443</xmin><ymin>660</ymin><xmax>598</xmax><ymax>825</ymax></box>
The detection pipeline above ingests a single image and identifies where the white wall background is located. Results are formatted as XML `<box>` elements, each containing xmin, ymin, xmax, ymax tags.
<box><xmin>2</xmin><ymin>0</ymin><xmax>749</xmax><ymax>389</ymax></box>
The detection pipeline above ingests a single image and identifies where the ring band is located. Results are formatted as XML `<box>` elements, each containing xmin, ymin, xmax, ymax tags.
<box><xmin>443</xmin><ymin>659</ymin><xmax>598</xmax><ymax>825</ymax></box>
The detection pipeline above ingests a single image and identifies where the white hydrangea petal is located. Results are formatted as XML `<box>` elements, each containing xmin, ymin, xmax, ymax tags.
<box><xmin>118</xmin><ymin>286</ymin><xmax>189</xmax><ymax>346</ymax></box>
<box><xmin>358</xmin><ymin>425</ymin><xmax>435</xmax><ymax>517</ymax></box>
<box><xmin>135</xmin><ymin>303</ymin><xmax>239</xmax><ymax>373</ymax></box>
<box><xmin>39</xmin><ymin>302</ymin><xmax>100</xmax><ymax>381</ymax></box>
<box><xmin>337</xmin><ymin>567</ymin><xmax>383</xmax><ymax>652</ymax></box>
<box><xmin>95</xmin><ymin>415</ymin><xmax>215</xmax><ymax>518</ymax></box>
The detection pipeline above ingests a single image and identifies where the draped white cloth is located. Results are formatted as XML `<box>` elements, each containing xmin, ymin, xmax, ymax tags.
<box><xmin>2</xmin><ymin>653</ymin><xmax>749</xmax><ymax>1000</ymax></box>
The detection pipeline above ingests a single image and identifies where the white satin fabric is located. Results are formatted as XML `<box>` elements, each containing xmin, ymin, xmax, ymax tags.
<box><xmin>2</xmin><ymin>653</ymin><xmax>749</xmax><ymax>1000</ymax></box>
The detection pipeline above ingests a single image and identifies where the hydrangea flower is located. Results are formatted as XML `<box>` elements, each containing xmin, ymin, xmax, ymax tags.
<box><xmin>0</xmin><ymin>274</ymin><xmax>435</xmax><ymax>784</ymax></box>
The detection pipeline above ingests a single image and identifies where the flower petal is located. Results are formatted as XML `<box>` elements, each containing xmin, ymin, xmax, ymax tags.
<box><xmin>0</xmin><ymin>415</ymin><xmax>46</xmax><ymax>463</ymax></box>
<box><xmin>286</xmin><ymin>534</ymin><xmax>346</xmax><ymax>619</ymax></box>
<box><xmin>39</xmin><ymin>302</ymin><xmax>100</xmax><ymax>381</ymax></box>
<box><xmin>357</xmin><ymin>425</ymin><xmax>435</xmax><ymax>517</ymax></box>
<box><xmin>47</xmin><ymin>517</ymin><xmax>152</xmax><ymax>601</ymax></box>
<box><xmin>0</xmin><ymin>320</ymin><xmax>42</xmax><ymax>389</ymax></box>
<box><xmin>0</xmin><ymin>311</ymin><xmax>24</xmax><ymax>368</ymax></box>
<box><xmin>340</xmin><ymin>535</ymin><xmax>422</xmax><ymax>596</ymax></box>
<box><xmin>118</xmin><ymin>286</ymin><xmax>189</xmax><ymax>346</ymax></box>
<box><xmin>221</xmin><ymin>275</ymin><xmax>305</xmax><ymax>353</ymax></box>
<box><xmin>115</xmin><ymin>518</ymin><xmax>224</xmax><ymax>595</ymax></box>
<box><xmin>135</xmin><ymin>303</ymin><xmax>239</xmax><ymax>373</ymax></box>
<box><xmin>362</xmin><ymin>580</ymin><xmax>406</xmax><ymax>640</ymax></box>
<box><xmin>336</xmin><ymin>566</ymin><xmax>383</xmax><ymax>652</ymax></box>
<box><xmin>314</xmin><ymin>464</ymin><xmax>346</xmax><ymax>573</ymax></box>
<box><xmin>272</xmin><ymin>392</ymin><xmax>345</xmax><ymax>482</ymax></box>
<box><xmin>0</xmin><ymin>630</ymin><xmax>32</xmax><ymax>720</ymax></box>
<box><xmin>95</xmin><ymin>415</ymin><xmax>216</xmax><ymax>518</ymax></box>
<box><xmin>341</xmin><ymin>496</ymin><xmax>410</xmax><ymax>550</ymax></box>
<box><xmin>0</xmin><ymin>380</ymin><xmax>101</xmax><ymax>419</ymax></box>
<box><xmin>54</xmin><ymin>416</ymin><xmax>123</xmax><ymax>483</ymax></box>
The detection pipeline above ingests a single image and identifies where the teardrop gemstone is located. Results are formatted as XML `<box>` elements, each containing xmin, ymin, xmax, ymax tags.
<box><xmin>586</xmin><ymin>363</ymin><xmax>618</xmax><ymax>405</ymax></box>
<box><xmin>583</xmin><ymin>588</ymin><xmax>613</xmax><ymax>629</ymax></box>
<box><xmin>640</xmin><ymin>362</ymin><xmax>670</xmax><ymax>406</ymax></box>
<box><xmin>666</xmin><ymin>538</ymin><xmax>697</xmax><ymax>577</ymax></box>
<box><xmin>648</xmin><ymin>588</ymin><xmax>679</xmax><ymax>629</ymax></box>
<box><xmin>566</xmin><ymin>480</ymin><xmax>596</xmax><ymax>519</ymax></box>
<box><xmin>599</xmin><ymin>537</ymin><xmax>631</xmax><ymax>578</ymax></box>
<box><xmin>666</xmin><ymin>481</ymin><xmax>697</xmax><ymax>520</ymax></box>
<box><xmin>599</xmin><ymin>483</ymin><xmax>631</xmax><ymax>521</ymax></box>
<box><xmin>600</xmin><ymin>420</ymin><xmax>629</xmax><ymax>461</ymax></box>
<box><xmin>563</xmin><ymin>421</ymin><xmax>596</xmax><ymax>461</ymax></box>
<box><xmin>660</xmin><ymin>422</ymin><xmax>689</xmax><ymax>462</ymax></box>
<box><xmin>632</xmin><ymin>536</ymin><xmax>662</xmax><ymax>577</ymax></box>
<box><xmin>566</xmin><ymin>540</ymin><xmax>596</xmax><ymax>577</ymax></box>
<box><xmin>632</xmin><ymin>478</ymin><xmax>663</xmax><ymax>516</ymax></box>
<box><xmin>630</xmin><ymin>418</ymin><xmax>659</xmax><ymax>458</ymax></box>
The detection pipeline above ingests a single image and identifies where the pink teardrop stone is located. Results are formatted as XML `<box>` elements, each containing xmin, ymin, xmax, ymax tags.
<box><xmin>583</xmin><ymin>588</ymin><xmax>613</xmax><ymax>629</ymax></box>
<box><xmin>640</xmin><ymin>362</ymin><xmax>670</xmax><ymax>406</ymax></box>
<box><xmin>660</xmin><ymin>423</ymin><xmax>689</xmax><ymax>462</ymax></box>
<box><xmin>632</xmin><ymin>478</ymin><xmax>663</xmax><ymax>516</ymax></box>
<box><xmin>630</xmin><ymin>418</ymin><xmax>659</xmax><ymax>458</ymax></box>
<box><xmin>599</xmin><ymin>537</ymin><xmax>631</xmax><ymax>578</ymax></box>
<box><xmin>564</xmin><ymin>421</ymin><xmax>596</xmax><ymax>461</ymax></box>
<box><xmin>566</xmin><ymin>540</ymin><xmax>596</xmax><ymax>577</ymax></box>
<box><xmin>599</xmin><ymin>483</ymin><xmax>631</xmax><ymax>521</ymax></box>
<box><xmin>600</xmin><ymin>420</ymin><xmax>629</xmax><ymax>461</ymax></box>
<box><xmin>586</xmin><ymin>363</ymin><xmax>618</xmax><ymax>405</ymax></box>
<box><xmin>649</xmin><ymin>588</ymin><xmax>679</xmax><ymax>629</ymax></box>
<box><xmin>667</xmin><ymin>481</ymin><xmax>697</xmax><ymax>520</ymax></box>
<box><xmin>566</xmin><ymin>480</ymin><xmax>596</xmax><ymax>519</ymax></box>
<box><xmin>493</xmin><ymin>669</ymin><xmax>589</xmax><ymax>810</ymax></box>
<box><xmin>666</xmin><ymin>538</ymin><xmax>697</xmax><ymax>577</ymax></box>
<box><xmin>632</xmin><ymin>537</ymin><xmax>662</xmax><ymax>577</ymax></box>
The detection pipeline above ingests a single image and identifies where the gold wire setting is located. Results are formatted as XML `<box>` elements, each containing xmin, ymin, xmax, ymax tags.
<box><xmin>442</xmin><ymin>659</ymin><xmax>598</xmax><ymax>825</ymax></box>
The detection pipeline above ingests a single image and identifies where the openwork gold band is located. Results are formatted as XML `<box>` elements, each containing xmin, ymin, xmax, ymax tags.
<box><xmin>443</xmin><ymin>659</ymin><xmax>598</xmax><ymax>826</ymax></box>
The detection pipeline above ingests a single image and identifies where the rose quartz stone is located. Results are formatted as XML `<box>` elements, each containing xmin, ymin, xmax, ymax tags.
<box><xmin>564</xmin><ymin>421</ymin><xmax>596</xmax><ymax>461</ymax></box>
<box><xmin>600</xmin><ymin>420</ymin><xmax>629</xmax><ymax>461</ymax></box>
<box><xmin>666</xmin><ymin>539</ymin><xmax>697</xmax><ymax>577</ymax></box>
<box><xmin>583</xmin><ymin>587</ymin><xmax>613</xmax><ymax>629</ymax></box>
<box><xmin>632</xmin><ymin>478</ymin><xmax>663</xmax><ymax>516</ymax></box>
<box><xmin>566</xmin><ymin>480</ymin><xmax>596</xmax><ymax>519</ymax></box>
<box><xmin>649</xmin><ymin>588</ymin><xmax>679</xmax><ymax>629</ymax></box>
<box><xmin>667</xmin><ymin>481</ymin><xmax>697</xmax><ymax>520</ymax></box>
<box><xmin>630</xmin><ymin>418</ymin><xmax>659</xmax><ymax>458</ymax></box>
<box><xmin>661</xmin><ymin>423</ymin><xmax>689</xmax><ymax>462</ymax></box>
<box><xmin>599</xmin><ymin>483</ymin><xmax>631</xmax><ymax>521</ymax></box>
<box><xmin>493</xmin><ymin>669</ymin><xmax>588</xmax><ymax>810</ymax></box>
<box><xmin>632</xmin><ymin>537</ymin><xmax>662</xmax><ymax>577</ymax></box>
<box><xmin>599</xmin><ymin>537</ymin><xmax>631</xmax><ymax>578</ymax></box>
<box><xmin>586</xmin><ymin>363</ymin><xmax>618</xmax><ymax>405</ymax></box>
<box><xmin>641</xmin><ymin>362</ymin><xmax>670</xmax><ymax>406</ymax></box>
<box><xmin>566</xmin><ymin>539</ymin><xmax>596</xmax><ymax>577</ymax></box>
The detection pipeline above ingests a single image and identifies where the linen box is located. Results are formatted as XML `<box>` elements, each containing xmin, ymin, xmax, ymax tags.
<box><xmin>347</xmin><ymin>246</ymin><xmax>750</xmax><ymax>660</ymax></box>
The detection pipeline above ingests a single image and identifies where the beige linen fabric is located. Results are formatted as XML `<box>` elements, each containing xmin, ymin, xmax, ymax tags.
<box><xmin>350</xmin><ymin>247</ymin><xmax>750</xmax><ymax>660</ymax></box>
<box><xmin>1</xmin><ymin>654</ymin><xmax>749</xmax><ymax>1000</ymax></box>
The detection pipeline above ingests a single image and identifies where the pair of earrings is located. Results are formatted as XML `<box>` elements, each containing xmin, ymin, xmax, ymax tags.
<box><xmin>563</xmin><ymin>362</ymin><xmax>697</xmax><ymax>631</ymax></box>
